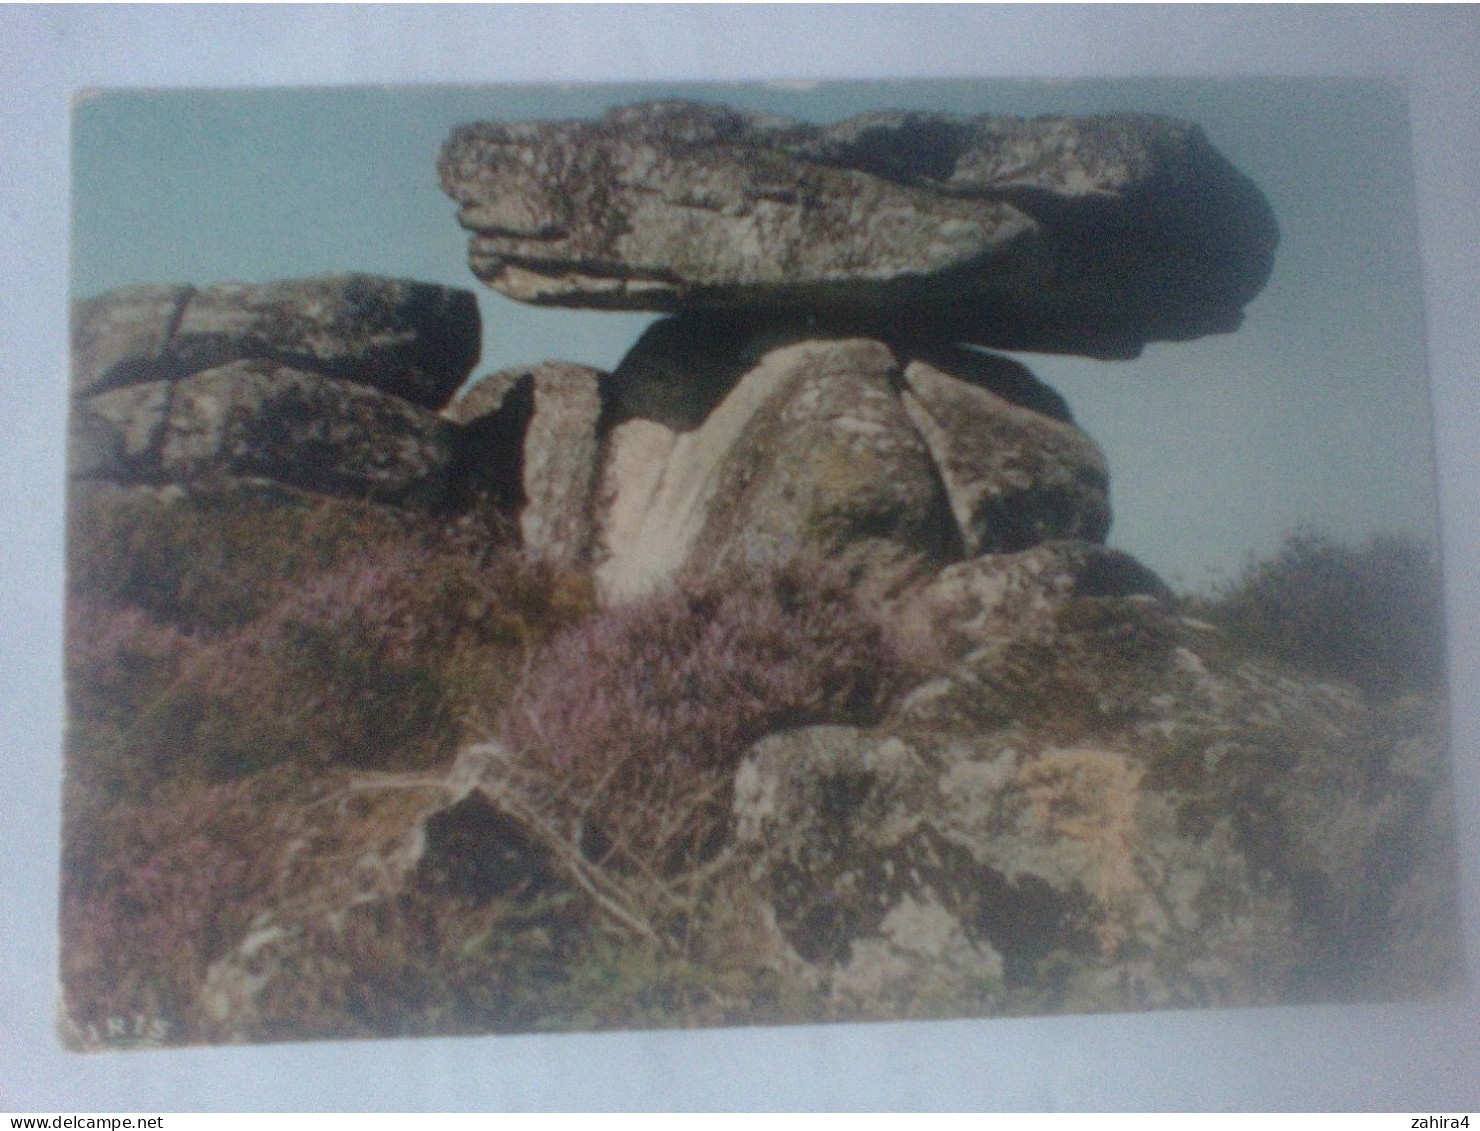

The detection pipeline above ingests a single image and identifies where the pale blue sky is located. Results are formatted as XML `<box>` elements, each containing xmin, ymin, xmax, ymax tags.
<box><xmin>71</xmin><ymin>78</ymin><xmax>1437</xmax><ymax>589</ymax></box>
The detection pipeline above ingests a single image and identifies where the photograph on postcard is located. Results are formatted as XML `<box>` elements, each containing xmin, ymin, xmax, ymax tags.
<box><xmin>61</xmin><ymin>78</ymin><xmax>1464</xmax><ymax>1049</ymax></box>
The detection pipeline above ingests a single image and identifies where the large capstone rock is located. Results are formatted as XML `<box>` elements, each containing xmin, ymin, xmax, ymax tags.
<box><xmin>439</xmin><ymin>101</ymin><xmax>1278</xmax><ymax>358</ymax></box>
<box><xmin>74</xmin><ymin>359</ymin><xmax>457</xmax><ymax>506</ymax></box>
<box><xmin>447</xmin><ymin>361</ymin><xmax>608</xmax><ymax>564</ymax></box>
<box><xmin>734</xmin><ymin>550</ymin><xmax>1461</xmax><ymax>1012</ymax></box>
<box><xmin>72</xmin><ymin>275</ymin><xmax>481</xmax><ymax>409</ymax></box>
<box><xmin>592</xmin><ymin>317</ymin><xmax>1109</xmax><ymax>601</ymax></box>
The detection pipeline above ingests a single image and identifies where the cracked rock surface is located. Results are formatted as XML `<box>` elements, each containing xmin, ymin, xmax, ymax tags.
<box><xmin>439</xmin><ymin>101</ymin><xmax>1279</xmax><ymax>358</ymax></box>
<box><xmin>72</xmin><ymin>274</ymin><xmax>481</xmax><ymax>409</ymax></box>
<box><xmin>591</xmin><ymin>323</ymin><xmax>1109</xmax><ymax>602</ymax></box>
<box><xmin>733</xmin><ymin>545</ymin><xmax>1459</xmax><ymax>1011</ymax></box>
<box><xmin>75</xmin><ymin>360</ymin><xmax>457</xmax><ymax>506</ymax></box>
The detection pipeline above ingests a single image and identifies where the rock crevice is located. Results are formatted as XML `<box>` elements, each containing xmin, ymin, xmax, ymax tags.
<box><xmin>71</xmin><ymin>274</ymin><xmax>482</xmax><ymax>508</ymax></box>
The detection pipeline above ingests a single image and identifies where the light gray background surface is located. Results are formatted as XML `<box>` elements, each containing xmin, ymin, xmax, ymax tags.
<box><xmin>3</xmin><ymin>5</ymin><xmax>1477</xmax><ymax>1111</ymax></box>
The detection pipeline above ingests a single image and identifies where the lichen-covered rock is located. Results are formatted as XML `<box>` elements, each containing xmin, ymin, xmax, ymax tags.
<box><xmin>439</xmin><ymin>101</ymin><xmax>1278</xmax><ymax>358</ymax></box>
<box><xmin>189</xmin><ymin>755</ymin><xmax>570</xmax><ymax>1043</ymax></box>
<box><xmin>901</xmin><ymin>357</ymin><xmax>1110</xmax><ymax>554</ymax></box>
<box><xmin>75</xmin><ymin>359</ymin><xmax>457</xmax><ymax>505</ymax></box>
<box><xmin>441</xmin><ymin>365</ymin><xmax>533</xmax><ymax>427</ymax></box>
<box><xmin>592</xmin><ymin>319</ymin><xmax>1112</xmax><ymax>601</ymax></box>
<box><xmin>892</xmin><ymin>539</ymin><xmax>1170</xmax><ymax>675</ymax></box>
<box><xmin>72</xmin><ymin>275</ymin><xmax>481</xmax><ymax>409</ymax></box>
<box><xmin>733</xmin><ymin>724</ymin><xmax>1271</xmax><ymax>1010</ymax></box>
<box><xmin>70</xmin><ymin>284</ymin><xmax>195</xmax><ymax>399</ymax></box>
<box><xmin>595</xmin><ymin>332</ymin><xmax>961</xmax><ymax>601</ymax></box>
<box><xmin>732</xmin><ymin>556</ymin><xmax>1461</xmax><ymax>1013</ymax></box>
<box><xmin>61</xmin><ymin>533</ymin><xmax>1459</xmax><ymax>1042</ymax></box>
<box><xmin>515</xmin><ymin>363</ymin><xmax>606</xmax><ymax>566</ymax></box>
<box><xmin>70</xmin><ymin>379</ymin><xmax>172</xmax><ymax>482</ymax></box>
<box><xmin>448</xmin><ymin>361</ymin><xmax>608</xmax><ymax>564</ymax></box>
<box><xmin>903</xmin><ymin>342</ymin><xmax>1074</xmax><ymax>423</ymax></box>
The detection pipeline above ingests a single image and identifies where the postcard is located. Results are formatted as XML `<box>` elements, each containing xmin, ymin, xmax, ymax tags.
<box><xmin>62</xmin><ymin>78</ymin><xmax>1463</xmax><ymax>1050</ymax></box>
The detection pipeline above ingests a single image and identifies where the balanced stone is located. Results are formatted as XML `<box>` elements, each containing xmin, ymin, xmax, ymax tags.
<box><xmin>439</xmin><ymin>101</ymin><xmax>1279</xmax><ymax>359</ymax></box>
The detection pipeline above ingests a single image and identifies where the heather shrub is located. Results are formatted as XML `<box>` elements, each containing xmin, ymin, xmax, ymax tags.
<box><xmin>205</xmin><ymin>540</ymin><xmax>591</xmax><ymax>773</ymax></box>
<box><xmin>64</xmin><ymin>594</ymin><xmax>216</xmax><ymax>800</ymax></box>
<box><xmin>60</xmin><ymin>775</ymin><xmax>284</xmax><ymax>1047</ymax></box>
<box><xmin>66</xmin><ymin>501</ymin><xmax>594</xmax><ymax>790</ymax></box>
<box><xmin>1199</xmin><ymin>528</ymin><xmax>1445</xmax><ymax>697</ymax></box>
<box><xmin>499</xmin><ymin>558</ymin><xmax>909</xmax><ymax>881</ymax></box>
<box><xmin>194</xmin><ymin>544</ymin><xmax>482</xmax><ymax>774</ymax></box>
<box><xmin>65</xmin><ymin>595</ymin><xmax>202</xmax><ymax>722</ymax></box>
<box><xmin>66</xmin><ymin>482</ymin><xmax>476</xmax><ymax>632</ymax></box>
<box><xmin>65</xmin><ymin>572</ymin><xmax>459</xmax><ymax>789</ymax></box>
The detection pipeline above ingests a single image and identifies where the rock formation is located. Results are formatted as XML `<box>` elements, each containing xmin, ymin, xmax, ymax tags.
<box><xmin>61</xmin><ymin>98</ymin><xmax>1463</xmax><ymax>1049</ymax></box>
<box><xmin>433</xmin><ymin>99</ymin><xmax>1279</xmax><ymax>593</ymax></box>
<box><xmin>727</xmin><ymin>542</ymin><xmax>1441</xmax><ymax>1008</ymax></box>
<box><xmin>598</xmin><ymin>332</ymin><xmax>956</xmax><ymax>600</ymax></box>
<box><xmin>591</xmin><ymin>320</ymin><xmax>1109</xmax><ymax>600</ymax></box>
<box><xmin>187</xmin><ymin>566</ymin><xmax>1459</xmax><ymax>1030</ymax></box>
<box><xmin>75</xmin><ymin>359</ymin><xmax>458</xmax><ymax>507</ymax></box>
<box><xmin>445</xmin><ymin>361</ymin><xmax>607</xmax><ymax>565</ymax></box>
<box><xmin>439</xmin><ymin>101</ymin><xmax>1279</xmax><ymax>358</ymax></box>
<box><xmin>73</xmin><ymin>275</ymin><xmax>480</xmax><ymax>407</ymax></box>
<box><xmin>70</xmin><ymin>274</ymin><xmax>480</xmax><ymax>505</ymax></box>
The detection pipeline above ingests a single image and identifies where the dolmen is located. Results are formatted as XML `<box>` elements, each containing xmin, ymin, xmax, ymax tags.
<box><xmin>436</xmin><ymin>101</ymin><xmax>1278</xmax><ymax>598</ymax></box>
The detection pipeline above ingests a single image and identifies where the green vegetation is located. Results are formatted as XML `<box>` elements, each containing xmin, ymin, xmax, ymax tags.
<box><xmin>61</xmin><ymin>494</ymin><xmax>1455</xmax><ymax>1045</ymax></box>
<box><xmin>65</xmin><ymin>482</ymin><xmax>594</xmax><ymax>797</ymax></box>
<box><xmin>1193</xmin><ymin>527</ymin><xmax>1446</xmax><ymax>697</ymax></box>
<box><xmin>62</xmin><ymin>483</ymin><xmax>597</xmax><ymax>1044</ymax></box>
<box><xmin>499</xmin><ymin>558</ymin><xmax>912</xmax><ymax>880</ymax></box>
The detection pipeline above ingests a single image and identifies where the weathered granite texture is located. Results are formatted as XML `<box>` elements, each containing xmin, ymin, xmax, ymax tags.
<box><xmin>72</xmin><ymin>275</ymin><xmax>481</xmax><ymax>409</ymax></box>
<box><xmin>592</xmin><ymin>319</ymin><xmax>1110</xmax><ymax>601</ymax></box>
<box><xmin>446</xmin><ymin>361</ymin><xmax>608</xmax><ymax>564</ymax></box>
<box><xmin>730</xmin><ymin>543</ymin><xmax>1457</xmax><ymax>1010</ymax></box>
<box><xmin>596</xmin><ymin>335</ymin><xmax>961</xmax><ymax>601</ymax></box>
<box><xmin>439</xmin><ymin>101</ymin><xmax>1279</xmax><ymax>358</ymax></box>
<box><xmin>179</xmin><ymin>544</ymin><xmax>1459</xmax><ymax>1038</ymax></box>
<box><xmin>74</xmin><ymin>360</ymin><xmax>457</xmax><ymax>506</ymax></box>
<box><xmin>71</xmin><ymin>99</ymin><xmax>1458</xmax><ymax>1048</ymax></box>
<box><xmin>70</xmin><ymin>276</ymin><xmax>480</xmax><ymax>506</ymax></box>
